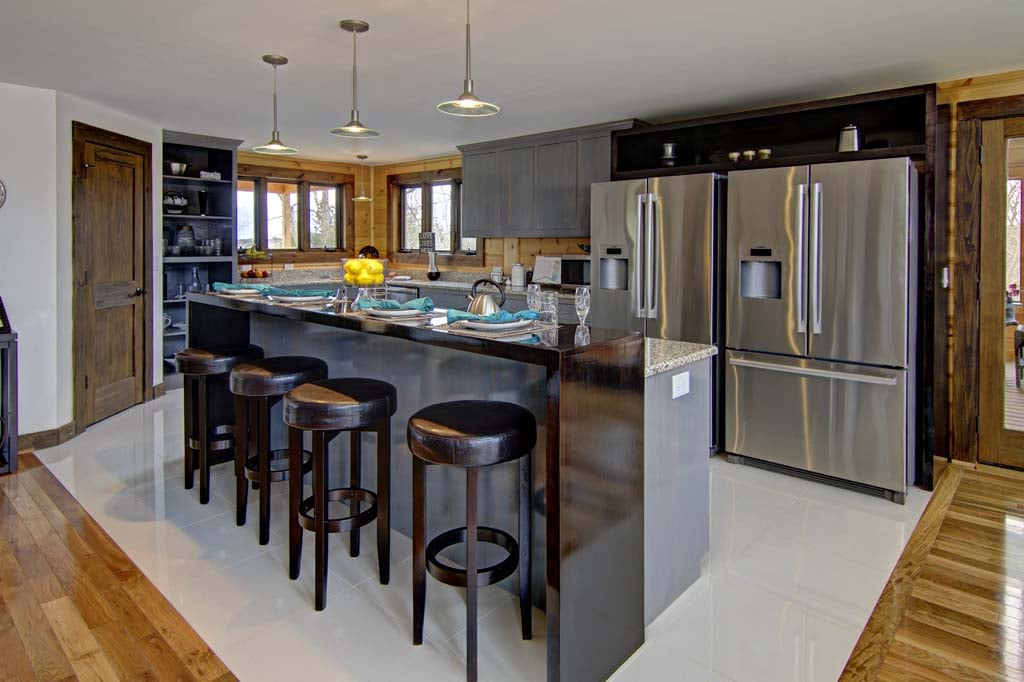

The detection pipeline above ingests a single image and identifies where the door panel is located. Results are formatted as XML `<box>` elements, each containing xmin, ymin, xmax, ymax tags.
<box><xmin>648</xmin><ymin>174</ymin><xmax>716</xmax><ymax>343</ymax></box>
<box><xmin>535</xmin><ymin>140</ymin><xmax>578</xmax><ymax>230</ymax></box>
<box><xmin>808</xmin><ymin>158</ymin><xmax>911</xmax><ymax>367</ymax></box>
<box><xmin>589</xmin><ymin>179</ymin><xmax>646</xmax><ymax>334</ymax></box>
<box><xmin>498</xmin><ymin>146</ymin><xmax>534</xmax><ymax>230</ymax></box>
<box><xmin>725</xmin><ymin>166</ymin><xmax>809</xmax><ymax>356</ymax></box>
<box><xmin>726</xmin><ymin>350</ymin><xmax>907</xmax><ymax>494</ymax></box>
<box><xmin>461</xmin><ymin>151</ymin><xmax>498</xmax><ymax>237</ymax></box>
<box><xmin>80</xmin><ymin>140</ymin><xmax>147</xmax><ymax>424</ymax></box>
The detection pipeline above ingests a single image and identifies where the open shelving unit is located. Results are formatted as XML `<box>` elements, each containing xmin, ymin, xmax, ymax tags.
<box><xmin>162</xmin><ymin>130</ymin><xmax>242</xmax><ymax>388</ymax></box>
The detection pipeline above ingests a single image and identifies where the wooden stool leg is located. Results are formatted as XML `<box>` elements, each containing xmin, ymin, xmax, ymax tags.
<box><xmin>412</xmin><ymin>456</ymin><xmax>426</xmax><ymax>645</ymax></box>
<box><xmin>233</xmin><ymin>395</ymin><xmax>248</xmax><ymax>526</ymax></box>
<box><xmin>288</xmin><ymin>426</ymin><xmax>303</xmax><ymax>580</ymax></box>
<box><xmin>376</xmin><ymin>419</ymin><xmax>391</xmax><ymax>585</ymax></box>
<box><xmin>197</xmin><ymin>376</ymin><xmax>210</xmax><ymax>505</ymax></box>
<box><xmin>519</xmin><ymin>452</ymin><xmax>533</xmax><ymax>640</ymax></box>
<box><xmin>466</xmin><ymin>466</ymin><xmax>479</xmax><ymax>682</ymax></box>
<box><xmin>313</xmin><ymin>431</ymin><xmax>329</xmax><ymax>611</ymax></box>
<box><xmin>257</xmin><ymin>397</ymin><xmax>272</xmax><ymax>546</ymax></box>
<box><xmin>349</xmin><ymin>431</ymin><xmax>361</xmax><ymax>558</ymax></box>
<box><xmin>183</xmin><ymin>375</ymin><xmax>194</xmax><ymax>490</ymax></box>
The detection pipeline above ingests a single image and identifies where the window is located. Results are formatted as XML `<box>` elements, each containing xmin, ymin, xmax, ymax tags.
<box><xmin>236</xmin><ymin>169</ymin><xmax>354</xmax><ymax>257</ymax></box>
<box><xmin>1008</xmin><ymin>178</ymin><xmax>1022</xmax><ymax>301</ymax></box>
<box><xmin>237</xmin><ymin>179</ymin><xmax>256</xmax><ymax>250</ymax></box>
<box><xmin>398</xmin><ymin>179</ymin><xmax>475</xmax><ymax>254</ymax></box>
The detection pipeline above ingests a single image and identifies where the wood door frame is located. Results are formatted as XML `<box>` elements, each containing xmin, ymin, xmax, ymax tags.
<box><xmin>952</xmin><ymin>95</ymin><xmax>1024</xmax><ymax>463</ymax></box>
<box><xmin>71</xmin><ymin>122</ymin><xmax>154</xmax><ymax>430</ymax></box>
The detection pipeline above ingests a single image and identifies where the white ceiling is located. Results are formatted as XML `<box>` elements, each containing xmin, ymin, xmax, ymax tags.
<box><xmin>1</xmin><ymin>0</ymin><xmax>1022</xmax><ymax>164</ymax></box>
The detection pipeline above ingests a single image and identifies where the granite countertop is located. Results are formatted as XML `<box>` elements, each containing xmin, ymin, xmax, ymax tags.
<box><xmin>645</xmin><ymin>338</ymin><xmax>718</xmax><ymax>377</ymax></box>
<box><xmin>395</xmin><ymin>278</ymin><xmax>579</xmax><ymax>300</ymax></box>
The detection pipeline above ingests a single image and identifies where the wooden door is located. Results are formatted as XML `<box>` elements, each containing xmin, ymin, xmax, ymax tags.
<box><xmin>73</xmin><ymin>124</ymin><xmax>151</xmax><ymax>427</ymax></box>
<box><xmin>978</xmin><ymin>116</ymin><xmax>1024</xmax><ymax>468</ymax></box>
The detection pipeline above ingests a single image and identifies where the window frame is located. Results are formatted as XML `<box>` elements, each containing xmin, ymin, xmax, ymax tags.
<box><xmin>237</xmin><ymin>163</ymin><xmax>356</xmax><ymax>263</ymax></box>
<box><xmin>388</xmin><ymin>168</ymin><xmax>483</xmax><ymax>267</ymax></box>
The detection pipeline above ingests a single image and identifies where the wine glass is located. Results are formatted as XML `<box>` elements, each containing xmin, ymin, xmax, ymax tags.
<box><xmin>527</xmin><ymin>283</ymin><xmax>542</xmax><ymax>313</ymax></box>
<box><xmin>574</xmin><ymin>287</ymin><xmax>590</xmax><ymax>325</ymax></box>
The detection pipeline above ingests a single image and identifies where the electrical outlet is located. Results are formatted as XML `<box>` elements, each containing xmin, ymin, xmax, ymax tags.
<box><xmin>672</xmin><ymin>371</ymin><xmax>690</xmax><ymax>399</ymax></box>
<box><xmin>283</xmin><ymin>263</ymin><xmax>295</xmax><ymax>270</ymax></box>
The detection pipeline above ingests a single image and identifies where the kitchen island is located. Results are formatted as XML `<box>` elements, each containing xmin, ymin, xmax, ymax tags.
<box><xmin>187</xmin><ymin>293</ymin><xmax>645</xmax><ymax>682</ymax></box>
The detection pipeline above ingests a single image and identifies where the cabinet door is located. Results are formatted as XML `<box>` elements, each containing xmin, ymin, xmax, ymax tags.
<box><xmin>462</xmin><ymin>151</ymin><xmax>498</xmax><ymax>237</ymax></box>
<box><xmin>577</xmin><ymin>135</ymin><xmax>611</xmax><ymax>235</ymax></box>
<box><xmin>498</xmin><ymin>146</ymin><xmax>534</xmax><ymax>231</ymax></box>
<box><xmin>535</xmin><ymin>140</ymin><xmax>579</xmax><ymax>231</ymax></box>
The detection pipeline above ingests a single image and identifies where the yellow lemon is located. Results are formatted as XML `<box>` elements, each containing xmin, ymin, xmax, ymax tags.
<box><xmin>344</xmin><ymin>273</ymin><xmax>355</xmax><ymax>285</ymax></box>
<box><xmin>373</xmin><ymin>273</ymin><xmax>385</xmax><ymax>285</ymax></box>
<box><xmin>356</xmin><ymin>272</ymin><xmax>375</xmax><ymax>286</ymax></box>
<box><xmin>365</xmin><ymin>259</ymin><xmax>384</xmax><ymax>275</ymax></box>
<box><xmin>344</xmin><ymin>259</ymin><xmax>362</xmax><ymax>274</ymax></box>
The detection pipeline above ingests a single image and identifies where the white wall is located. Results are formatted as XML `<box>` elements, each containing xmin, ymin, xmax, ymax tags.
<box><xmin>0</xmin><ymin>82</ymin><xmax>58</xmax><ymax>434</ymax></box>
<box><xmin>55</xmin><ymin>93</ymin><xmax>163</xmax><ymax>427</ymax></box>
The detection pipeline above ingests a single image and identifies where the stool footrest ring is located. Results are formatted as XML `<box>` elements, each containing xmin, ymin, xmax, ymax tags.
<box><xmin>188</xmin><ymin>424</ymin><xmax>235</xmax><ymax>453</ymax></box>
<box><xmin>425</xmin><ymin>526</ymin><xmax>519</xmax><ymax>588</ymax></box>
<box><xmin>298</xmin><ymin>488</ymin><xmax>378</xmax><ymax>533</ymax></box>
<box><xmin>244</xmin><ymin>448</ymin><xmax>311</xmax><ymax>483</ymax></box>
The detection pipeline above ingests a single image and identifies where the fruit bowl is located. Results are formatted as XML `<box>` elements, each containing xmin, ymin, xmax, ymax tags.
<box><xmin>342</xmin><ymin>257</ymin><xmax>388</xmax><ymax>287</ymax></box>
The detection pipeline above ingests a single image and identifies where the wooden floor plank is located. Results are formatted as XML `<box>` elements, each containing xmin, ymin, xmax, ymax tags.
<box><xmin>843</xmin><ymin>466</ymin><xmax>1024</xmax><ymax>682</ymax></box>
<box><xmin>0</xmin><ymin>454</ymin><xmax>234</xmax><ymax>682</ymax></box>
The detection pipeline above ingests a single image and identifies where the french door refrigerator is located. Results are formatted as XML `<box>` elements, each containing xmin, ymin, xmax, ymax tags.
<box><xmin>724</xmin><ymin>157</ymin><xmax>917</xmax><ymax>502</ymax></box>
<box><xmin>590</xmin><ymin>174</ymin><xmax>725</xmax><ymax>445</ymax></box>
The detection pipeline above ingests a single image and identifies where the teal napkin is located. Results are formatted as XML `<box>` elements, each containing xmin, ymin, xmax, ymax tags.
<box><xmin>213</xmin><ymin>282</ymin><xmax>272</xmax><ymax>293</ymax></box>
<box><xmin>262</xmin><ymin>287</ymin><xmax>335</xmax><ymax>298</ymax></box>
<box><xmin>446</xmin><ymin>309</ymin><xmax>540</xmax><ymax>325</ymax></box>
<box><xmin>357</xmin><ymin>296</ymin><xmax>434</xmax><ymax>312</ymax></box>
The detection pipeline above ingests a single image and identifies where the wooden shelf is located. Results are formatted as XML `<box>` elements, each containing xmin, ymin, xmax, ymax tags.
<box><xmin>162</xmin><ymin>214</ymin><xmax>233</xmax><ymax>220</ymax></box>
<box><xmin>164</xmin><ymin>256</ymin><xmax>235</xmax><ymax>264</ymax></box>
<box><xmin>163</xmin><ymin>330</ymin><xmax>187</xmax><ymax>338</ymax></box>
<box><xmin>163</xmin><ymin>175</ymin><xmax>232</xmax><ymax>185</ymax></box>
<box><xmin>613</xmin><ymin>145</ymin><xmax>926</xmax><ymax>179</ymax></box>
<box><xmin>163</xmin><ymin>299</ymin><xmax>187</xmax><ymax>305</ymax></box>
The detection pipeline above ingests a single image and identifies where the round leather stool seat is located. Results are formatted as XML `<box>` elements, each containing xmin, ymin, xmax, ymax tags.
<box><xmin>284</xmin><ymin>378</ymin><xmax>397</xmax><ymax>432</ymax></box>
<box><xmin>407</xmin><ymin>400</ymin><xmax>537</xmax><ymax>468</ymax></box>
<box><xmin>175</xmin><ymin>344</ymin><xmax>264</xmax><ymax>376</ymax></box>
<box><xmin>230</xmin><ymin>356</ymin><xmax>328</xmax><ymax>397</ymax></box>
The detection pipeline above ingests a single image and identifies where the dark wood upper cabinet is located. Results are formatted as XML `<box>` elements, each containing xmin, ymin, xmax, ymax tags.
<box><xmin>460</xmin><ymin>120</ymin><xmax>639</xmax><ymax>238</ymax></box>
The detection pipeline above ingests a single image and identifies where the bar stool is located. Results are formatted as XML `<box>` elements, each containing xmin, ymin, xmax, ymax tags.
<box><xmin>230</xmin><ymin>356</ymin><xmax>327</xmax><ymax>545</ymax></box>
<box><xmin>175</xmin><ymin>344</ymin><xmax>264</xmax><ymax>504</ymax></box>
<box><xmin>283</xmin><ymin>378</ymin><xmax>396</xmax><ymax>610</ymax></box>
<box><xmin>407</xmin><ymin>400</ymin><xmax>535</xmax><ymax>682</ymax></box>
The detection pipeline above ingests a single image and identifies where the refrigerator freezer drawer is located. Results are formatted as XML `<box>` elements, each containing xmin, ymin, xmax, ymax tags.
<box><xmin>725</xmin><ymin>351</ymin><xmax>906</xmax><ymax>494</ymax></box>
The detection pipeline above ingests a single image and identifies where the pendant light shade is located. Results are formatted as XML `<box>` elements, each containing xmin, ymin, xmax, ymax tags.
<box><xmin>252</xmin><ymin>55</ymin><xmax>299</xmax><ymax>155</ymax></box>
<box><xmin>353</xmin><ymin>155</ymin><xmax>372</xmax><ymax>203</ymax></box>
<box><xmin>330</xmin><ymin>20</ymin><xmax>380</xmax><ymax>138</ymax></box>
<box><xmin>438</xmin><ymin>0</ymin><xmax>499</xmax><ymax>117</ymax></box>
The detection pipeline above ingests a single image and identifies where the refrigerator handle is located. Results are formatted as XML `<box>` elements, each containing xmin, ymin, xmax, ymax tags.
<box><xmin>646</xmin><ymin>193</ymin><xmax>658</xmax><ymax>320</ymax></box>
<box><xmin>634</xmin><ymin>193</ymin><xmax>646</xmax><ymax>318</ymax></box>
<box><xmin>797</xmin><ymin>184</ymin><xmax>808</xmax><ymax>334</ymax></box>
<box><xmin>810</xmin><ymin>182</ymin><xmax>823</xmax><ymax>335</ymax></box>
<box><xmin>729</xmin><ymin>356</ymin><xmax>898</xmax><ymax>386</ymax></box>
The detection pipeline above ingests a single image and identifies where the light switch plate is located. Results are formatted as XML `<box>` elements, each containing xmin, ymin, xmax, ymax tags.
<box><xmin>283</xmin><ymin>263</ymin><xmax>295</xmax><ymax>270</ymax></box>
<box><xmin>672</xmin><ymin>371</ymin><xmax>690</xmax><ymax>399</ymax></box>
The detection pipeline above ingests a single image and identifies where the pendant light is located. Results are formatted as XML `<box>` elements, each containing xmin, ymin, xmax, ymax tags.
<box><xmin>437</xmin><ymin>0</ymin><xmax>499</xmax><ymax>116</ymax></box>
<box><xmin>252</xmin><ymin>55</ymin><xmax>299</xmax><ymax>155</ymax></box>
<box><xmin>353</xmin><ymin>155</ymin><xmax>372</xmax><ymax>203</ymax></box>
<box><xmin>330</xmin><ymin>20</ymin><xmax>380</xmax><ymax>138</ymax></box>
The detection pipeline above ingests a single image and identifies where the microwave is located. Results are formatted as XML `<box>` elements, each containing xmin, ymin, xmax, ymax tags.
<box><xmin>561</xmin><ymin>255</ymin><xmax>591</xmax><ymax>286</ymax></box>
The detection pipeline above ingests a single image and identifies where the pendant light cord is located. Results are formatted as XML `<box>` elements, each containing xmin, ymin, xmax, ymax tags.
<box><xmin>464</xmin><ymin>0</ymin><xmax>472</xmax><ymax>83</ymax></box>
<box><xmin>352</xmin><ymin>31</ymin><xmax>359</xmax><ymax>112</ymax></box>
<box><xmin>271</xmin><ymin>65</ymin><xmax>279</xmax><ymax>137</ymax></box>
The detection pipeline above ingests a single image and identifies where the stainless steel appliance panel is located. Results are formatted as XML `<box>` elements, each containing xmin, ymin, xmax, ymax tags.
<box><xmin>590</xmin><ymin>179</ymin><xmax>647</xmax><ymax>333</ymax></box>
<box><xmin>725</xmin><ymin>166</ymin><xmax>809</xmax><ymax>356</ymax></box>
<box><xmin>725</xmin><ymin>350</ymin><xmax>906</xmax><ymax>494</ymax></box>
<box><xmin>647</xmin><ymin>174</ymin><xmax>716</xmax><ymax>343</ymax></box>
<box><xmin>807</xmin><ymin>158</ymin><xmax>911</xmax><ymax>367</ymax></box>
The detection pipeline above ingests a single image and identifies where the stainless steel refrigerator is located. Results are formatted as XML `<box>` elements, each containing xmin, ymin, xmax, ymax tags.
<box><xmin>590</xmin><ymin>174</ymin><xmax>725</xmax><ymax>444</ymax></box>
<box><xmin>724</xmin><ymin>157</ymin><xmax>917</xmax><ymax>502</ymax></box>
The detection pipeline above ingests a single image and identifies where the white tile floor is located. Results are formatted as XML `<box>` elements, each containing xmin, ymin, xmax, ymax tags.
<box><xmin>36</xmin><ymin>390</ymin><xmax>929</xmax><ymax>681</ymax></box>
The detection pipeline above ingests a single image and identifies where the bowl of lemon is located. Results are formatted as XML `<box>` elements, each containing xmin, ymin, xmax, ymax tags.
<box><xmin>342</xmin><ymin>258</ymin><xmax>387</xmax><ymax>287</ymax></box>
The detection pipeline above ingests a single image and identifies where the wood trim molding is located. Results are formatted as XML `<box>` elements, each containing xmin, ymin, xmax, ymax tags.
<box><xmin>237</xmin><ymin>163</ymin><xmax>354</xmax><ymax>185</ymax></box>
<box><xmin>17</xmin><ymin>421</ymin><xmax>78</xmax><ymax>452</ymax></box>
<box><xmin>71</xmin><ymin>122</ymin><xmax>153</xmax><ymax>432</ymax></box>
<box><xmin>951</xmin><ymin>94</ymin><xmax>1024</xmax><ymax>463</ymax></box>
<box><xmin>152</xmin><ymin>382</ymin><xmax>167</xmax><ymax>399</ymax></box>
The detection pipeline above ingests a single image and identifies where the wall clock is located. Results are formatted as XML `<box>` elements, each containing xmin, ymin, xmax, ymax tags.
<box><xmin>0</xmin><ymin>179</ymin><xmax>6</xmax><ymax>210</ymax></box>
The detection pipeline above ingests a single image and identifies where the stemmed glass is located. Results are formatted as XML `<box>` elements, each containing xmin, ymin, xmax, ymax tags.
<box><xmin>574</xmin><ymin>287</ymin><xmax>590</xmax><ymax>325</ymax></box>
<box><xmin>527</xmin><ymin>283</ymin><xmax>542</xmax><ymax>314</ymax></box>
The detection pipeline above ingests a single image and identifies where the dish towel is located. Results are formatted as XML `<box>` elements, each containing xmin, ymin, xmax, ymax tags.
<box><xmin>357</xmin><ymin>296</ymin><xmax>435</xmax><ymax>312</ymax></box>
<box><xmin>262</xmin><ymin>287</ymin><xmax>336</xmax><ymax>298</ymax></box>
<box><xmin>446</xmin><ymin>309</ymin><xmax>541</xmax><ymax>325</ymax></box>
<box><xmin>212</xmin><ymin>282</ymin><xmax>272</xmax><ymax>293</ymax></box>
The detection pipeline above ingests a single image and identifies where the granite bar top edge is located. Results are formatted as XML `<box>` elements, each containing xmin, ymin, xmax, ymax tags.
<box><xmin>644</xmin><ymin>338</ymin><xmax>718</xmax><ymax>377</ymax></box>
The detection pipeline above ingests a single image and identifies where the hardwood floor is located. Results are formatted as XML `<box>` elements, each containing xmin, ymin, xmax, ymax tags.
<box><xmin>0</xmin><ymin>452</ymin><xmax>235</xmax><ymax>682</ymax></box>
<box><xmin>841</xmin><ymin>464</ymin><xmax>1024</xmax><ymax>681</ymax></box>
